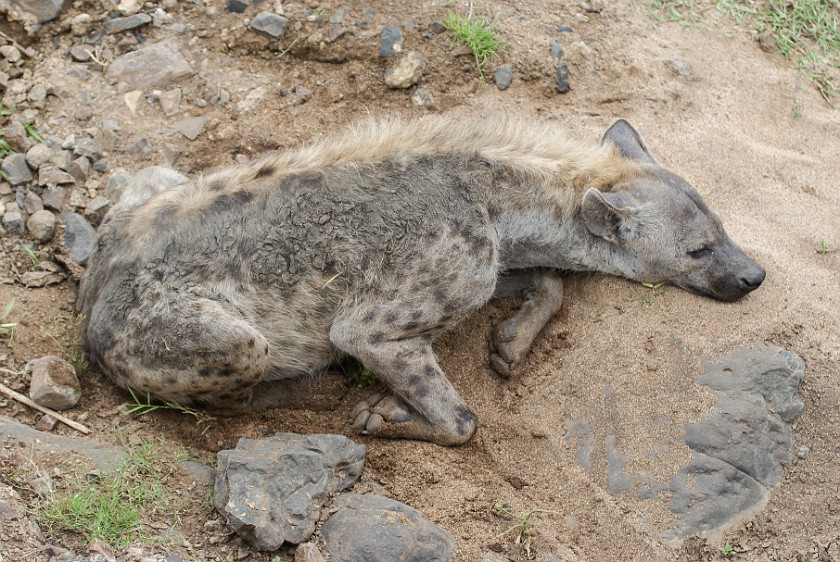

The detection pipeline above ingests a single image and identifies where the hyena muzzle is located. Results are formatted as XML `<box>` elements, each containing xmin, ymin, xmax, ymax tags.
<box><xmin>78</xmin><ymin>116</ymin><xmax>765</xmax><ymax>445</ymax></box>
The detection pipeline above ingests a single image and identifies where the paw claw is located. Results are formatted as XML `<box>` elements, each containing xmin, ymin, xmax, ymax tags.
<box><xmin>490</xmin><ymin>353</ymin><xmax>513</xmax><ymax>378</ymax></box>
<box><xmin>349</xmin><ymin>393</ymin><xmax>414</xmax><ymax>435</ymax></box>
<box><xmin>351</xmin><ymin>410</ymin><xmax>370</xmax><ymax>431</ymax></box>
<box><xmin>366</xmin><ymin>413</ymin><xmax>384</xmax><ymax>433</ymax></box>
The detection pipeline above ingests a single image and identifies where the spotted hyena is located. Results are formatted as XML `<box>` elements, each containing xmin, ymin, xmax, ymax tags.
<box><xmin>78</xmin><ymin>116</ymin><xmax>765</xmax><ymax>445</ymax></box>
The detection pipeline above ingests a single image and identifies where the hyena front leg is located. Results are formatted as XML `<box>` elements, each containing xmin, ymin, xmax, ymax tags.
<box><xmin>489</xmin><ymin>270</ymin><xmax>564</xmax><ymax>377</ymax></box>
<box><xmin>330</xmin><ymin>314</ymin><xmax>477</xmax><ymax>446</ymax></box>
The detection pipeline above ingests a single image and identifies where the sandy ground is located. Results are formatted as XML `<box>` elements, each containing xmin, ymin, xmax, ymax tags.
<box><xmin>1</xmin><ymin>0</ymin><xmax>839</xmax><ymax>560</ymax></box>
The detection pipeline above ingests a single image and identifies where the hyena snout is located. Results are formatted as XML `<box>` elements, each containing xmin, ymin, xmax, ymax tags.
<box><xmin>697</xmin><ymin>242</ymin><xmax>766</xmax><ymax>302</ymax></box>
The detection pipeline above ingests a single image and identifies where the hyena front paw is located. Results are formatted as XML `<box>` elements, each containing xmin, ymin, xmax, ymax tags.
<box><xmin>489</xmin><ymin>317</ymin><xmax>532</xmax><ymax>378</ymax></box>
<box><xmin>349</xmin><ymin>393</ymin><xmax>413</xmax><ymax>434</ymax></box>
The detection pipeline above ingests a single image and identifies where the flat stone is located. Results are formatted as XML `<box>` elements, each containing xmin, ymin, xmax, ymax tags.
<box><xmin>295</xmin><ymin>542</ymin><xmax>326</xmax><ymax>562</ymax></box>
<box><xmin>38</xmin><ymin>164</ymin><xmax>75</xmax><ymax>186</ymax></box>
<box><xmin>23</xmin><ymin>191</ymin><xmax>43</xmax><ymax>214</ymax></box>
<box><xmin>321</xmin><ymin>494</ymin><xmax>455</xmax><ymax>562</ymax></box>
<box><xmin>173</xmin><ymin>116</ymin><xmax>206</xmax><ymax>140</ymax></box>
<box><xmin>27</xmin><ymin>355</ymin><xmax>81</xmax><ymax>411</ymax></box>
<box><xmin>26</xmin><ymin>209</ymin><xmax>56</xmax><ymax>242</ymax></box>
<box><xmin>0</xmin><ymin>415</ymin><xmax>125</xmax><ymax>472</ymax></box>
<box><xmin>108</xmin><ymin>38</ymin><xmax>193</xmax><ymax>91</ymax></box>
<box><xmin>7</xmin><ymin>0</ymin><xmax>68</xmax><ymax>23</ymax></box>
<box><xmin>159</xmin><ymin>88</ymin><xmax>181</xmax><ymax>117</ymax></box>
<box><xmin>73</xmin><ymin>137</ymin><xmax>103</xmax><ymax>161</ymax></box>
<box><xmin>410</xmin><ymin>88</ymin><xmax>435</xmax><ymax>110</ymax></box>
<box><xmin>549</xmin><ymin>39</ymin><xmax>564</xmax><ymax>62</ymax></box>
<box><xmin>4</xmin><ymin>119</ymin><xmax>29</xmax><ymax>152</ymax></box>
<box><xmin>384</xmin><ymin>51</ymin><xmax>425</xmax><ymax>89</ymax></box>
<box><xmin>68</xmin><ymin>156</ymin><xmax>90</xmax><ymax>183</ymax></box>
<box><xmin>237</xmin><ymin>86</ymin><xmax>267</xmax><ymax>113</ymax></box>
<box><xmin>0</xmin><ymin>45</ymin><xmax>22</xmax><ymax>63</ymax></box>
<box><xmin>1</xmin><ymin>154</ymin><xmax>33</xmax><ymax>185</ymax></box>
<box><xmin>60</xmin><ymin>211</ymin><xmax>96</xmax><ymax>265</ymax></box>
<box><xmin>84</xmin><ymin>195</ymin><xmax>110</xmax><ymax>227</ymax></box>
<box><xmin>151</xmin><ymin>7</ymin><xmax>173</xmax><ymax>26</ymax></box>
<box><xmin>494</xmin><ymin>64</ymin><xmax>513</xmax><ymax>91</ymax></box>
<box><xmin>214</xmin><ymin>433</ymin><xmax>365</xmax><ymax>550</ymax></box>
<box><xmin>42</xmin><ymin>186</ymin><xmax>65</xmax><ymax>211</ymax></box>
<box><xmin>227</xmin><ymin>0</ymin><xmax>249</xmax><ymax>13</ymax></box>
<box><xmin>103</xmin><ymin>13</ymin><xmax>151</xmax><ymax>33</ymax></box>
<box><xmin>379</xmin><ymin>26</ymin><xmax>402</xmax><ymax>57</ymax></box>
<box><xmin>70</xmin><ymin>12</ymin><xmax>92</xmax><ymax>35</ymax></box>
<box><xmin>250</xmin><ymin>11</ymin><xmax>289</xmax><ymax>40</ymax></box>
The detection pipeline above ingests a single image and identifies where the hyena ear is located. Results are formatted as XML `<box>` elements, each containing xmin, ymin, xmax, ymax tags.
<box><xmin>581</xmin><ymin>188</ymin><xmax>639</xmax><ymax>243</ymax></box>
<box><xmin>602</xmin><ymin>120</ymin><xmax>657</xmax><ymax>165</ymax></box>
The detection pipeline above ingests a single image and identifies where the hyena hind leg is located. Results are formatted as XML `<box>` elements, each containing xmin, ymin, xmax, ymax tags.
<box><xmin>489</xmin><ymin>270</ymin><xmax>564</xmax><ymax>377</ymax></box>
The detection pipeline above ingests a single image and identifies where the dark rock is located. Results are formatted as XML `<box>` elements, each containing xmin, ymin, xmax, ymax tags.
<box><xmin>554</xmin><ymin>64</ymin><xmax>570</xmax><ymax>93</ymax></box>
<box><xmin>380</xmin><ymin>27</ymin><xmax>403</xmax><ymax>57</ymax></box>
<box><xmin>42</xmin><ymin>186</ymin><xmax>66</xmax><ymax>211</ymax></box>
<box><xmin>494</xmin><ymin>64</ymin><xmax>513</xmax><ymax>91</ymax></box>
<box><xmin>107</xmin><ymin>38</ymin><xmax>193</xmax><ymax>91</ymax></box>
<box><xmin>2</xmin><ymin>210</ymin><xmax>25</xmax><ymax>235</ymax></box>
<box><xmin>0</xmin><ymin>415</ymin><xmax>125</xmax><ymax>472</ymax></box>
<box><xmin>84</xmin><ymin>196</ymin><xmax>110</xmax><ymax>226</ymax></box>
<box><xmin>73</xmin><ymin>137</ymin><xmax>103</xmax><ymax>161</ymax></box>
<box><xmin>93</xmin><ymin>160</ymin><xmax>109</xmax><ymax>173</ymax></box>
<box><xmin>4</xmin><ymin>118</ymin><xmax>30</xmax><ymax>153</ymax></box>
<box><xmin>27</xmin><ymin>355</ymin><xmax>81</xmax><ymax>411</ymax></box>
<box><xmin>104</xmin><ymin>13</ymin><xmax>151</xmax><ymax>33</ymax></box>
<box><xmin>250</xmin><ymin>12</ymin><xmax>289</xmax><ymax>40</ymax></box>
<box><xmin>321</xmin><ymin>494</ymin><xmax>455</xmax><ymax>562</ymax></box>
<box><xmin>227</xmin><ymin>0</ymin><xmax>248</xmax><ymax>13</ymax></box>
<box><xmin>295</xmin><ymin>542</ymin><xmax>327</xmax><ymax>562</ymax></box>
<box><xmin>60</xmin><ymin>211</ymin><xmax>96</xmax><ymax>265</ymax></box>
<box><xmin>563</xmin><ymin>418</ymin><xmax>594</xmax><ymax>470</ymax></box>
<box><xmin>25</xmin><ymin>143</ymin><xmax>52</xmax><ymax>169</ymax></box>
<box><xmin>410</xmin><ymin>88</ymin><xmax>435</xmax><ymax>110</ymax></box>
<box><xmin>69</xmin><ymin>45</ymin><xmax>92</xmax><ymax>62</ymax></box>
<box><xmin>173</xmin><ymin>116</ymin><xmax>206</xmax><ymax>140</ymax></box>
<box><xmin>50</xmin><ymin>149</ymin><xmax>73</xmax><ymax>171</ymax></box>
<box><xmin>1</xmin><ymin>153</ymin><xmax>33</xmax><ymax>185</ymax></box>
<box><xmin>68</xmin><ymin>157</ymin><xmax>90</xmax><ymax>183</ymax></box>
<box><xmin>7</xmin><ymin>0</ymin><xmax>68</xmax><ymax>23</ymax></box>
<box><xmin>384</xmin><ymin>51</ymin><xmax>425</xmax><ymax>89</ymax></box>
<box><xmin>128</xmin><ymin>137</ymin><xmax>153</xmax><ymax>158</ymax></box>
<box><xmin>178</xmin><ymin>460</ymin><xmax>215</xmax><ymax>490</ymax></box>
<box><xmin>557</xmin><ymin>26</ymin><xmax>574</xmax><ymax>33</ymax></box>
<box><xmin>27</xmin><ymin>209</ymin><xmax>56</xmax><ymax>242</ymax></box>
<box><xmin>214</xmin><ymin>433</ymin><xmax>365</xmax><ymax>551</ymax></box>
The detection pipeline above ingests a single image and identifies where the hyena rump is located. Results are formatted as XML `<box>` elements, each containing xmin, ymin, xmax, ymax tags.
<box><xmin>78</xmin><ymin>116</ymin><xmax>765</xmax><ymax>445</ymax></box>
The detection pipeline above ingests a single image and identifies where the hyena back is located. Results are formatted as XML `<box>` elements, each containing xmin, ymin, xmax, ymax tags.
<box><xmin>78</xmin><ymin>116</ymin><xmax>764</xmax><ymax>445</ymax></box>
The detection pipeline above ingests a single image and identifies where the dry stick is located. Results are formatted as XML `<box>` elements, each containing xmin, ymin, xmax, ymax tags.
<box><xmin>0</xmin><ymin>382</ymin><xmax>91</xmax><ymax>434</ymax></box>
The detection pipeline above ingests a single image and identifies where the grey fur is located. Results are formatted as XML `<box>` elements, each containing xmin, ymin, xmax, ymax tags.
<box><xmin>78</xmin><ymin>117</ymin><xmax>765</xmax><ymax>446</ymax></box>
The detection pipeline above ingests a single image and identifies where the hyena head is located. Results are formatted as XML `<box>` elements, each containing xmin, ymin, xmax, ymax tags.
<box><xmin>581</xmin><ymin>120</ymin><xmax>765</xmax><ymax>302</ymax></box>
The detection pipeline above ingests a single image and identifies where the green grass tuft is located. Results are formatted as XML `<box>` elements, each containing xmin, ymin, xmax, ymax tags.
<box><xmin>440</xmin><ymin>12</ymin><xmax>503</xmax><ymax>78</ymax></box>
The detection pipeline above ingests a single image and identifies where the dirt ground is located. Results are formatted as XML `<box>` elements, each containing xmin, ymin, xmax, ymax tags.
<box><xmin>1</xmin><ymin>0</ymin><xmax>839</xmax><ymax>560</ymax></box>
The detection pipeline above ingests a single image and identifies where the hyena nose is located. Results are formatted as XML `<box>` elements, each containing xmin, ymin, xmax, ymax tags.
<box><xmin>739</xmin><ymin>265</ymin><xmax>766</xmax><ymax>292</ymax></box>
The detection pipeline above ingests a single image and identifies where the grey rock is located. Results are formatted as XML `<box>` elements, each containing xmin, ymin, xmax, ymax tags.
<box><xmin>159</xmin><ymin>88</ymin><xmax>181</xmax><ymax>116</ymax></box>
<box><xmin>295</xmin><ymin>542</ymin><xmax>327</xmax><ymax>562</ymax></box>
<box><xmin>73</xmin><ymin>137</ymin><xmax>103</xmax><ymax>161</ymax></box>
<box><xmin>605</xmin><ymin>435</ymin><xmax>634</xmax><ymax>495</ymax></box>
<box><xmin>549</xmin><ymin>39</ymin><xmax>564</xmax><ymax>62</ymax></box>
<box><xmin>214</xmin><ymin>433</ymin><xmax>365</xmax><ymax>550</ymax></box>
<box><xmin>42</xmin><ymin>186</ymin><xmax>65</xmax><ymax>211</ymax></box>
<box><xmin>173</xmin><ymin>116</ymin><xmax>206</xmax><ymax>140</ymax></box>
<box><xmin>663</xmin><ymin>345</ymin><xmax>805</xmax><ymax>538</ymax></box>
<box><xmin>178</xmin><ymin>460</ymin><xmax>215</xmax><ymax>489</ymax></box>
<box><xmin>4</xmin><ymin>118</ymin><xmax>30</xmax><ymax>152</ymax></box>
<box><xmin>38</xmin><ymin>164</ymin><xmax>75</xmax><ymax>186</ymax></box>
<box><xmin>27</xmin><ymin>355</ymin><xmax>81</xmax><ymax>411</ymax></box>
<box><xmin>1</xmin><ymin>154</ymin><xmax>32</xmax><ymax>185</ymax></box>
<box><xmin>107</xmin><ymin>38</ymin><xmax>194</xmax><ymax>91</ymax></box>
<box><xmin>250</xmin><ymin>12</ymin><xmax>289</xmax><ymax>40</ymax></box>
<box><xmin>0</xmin><ymin>415</ymin><xmax>125</xmax><ymax>472</ymax></box>
<box><xmin>20</xmin><ymin>261</ymin><xmax>65</xmax><ymax>287</ymax></box>
<box><xmin>227</xmin><ymin>0</ymin><xmax>249</xmax><ymax>13</ymax></box>
<box><xmin>84</xmin><ymin>195</ymin><xmax>110</xmax><ymax>227</ymax></box>
<box><xmin>69</xmin><ymin>12</ymin><xmax>93</xmax><ymax>35</ymax></box>
<box><xmin>68</xmin><ymin>156</ymin><xmax>90</xmax><ymax>183</ymax></box>
<box><xmin>25</xmin><ymin>143</ymin><xmax>52</xmax><ymax>168</ymax></box>
<box><xmin>104</xmin><ymin>13</ymin><xmax>151</xmax><ymax>33</ymax></box>
<box><xmin>60</xmin><ymin>211</ymin><xmax>96</xmax><ymax>265</ymax></box>
<box><xmin>555</xmin><ymin>64</ymin><xmax>570</xmax><ymax>93</ymax></box>
<box><xmin>105</xmin><ymin>171</ymin><xmax>131</xmax><ymax>201</ymax></box>
<box><xmin>8</xmin><ymin>0</ymin><xmax>68</xmax><ymax>23</ymax></box>
<box><xmin>494</xmin><ymin>64</ymin><xmax>513</xmax><ymax>91</ymax></box>
<box><xmin>51</xmin><ymin>149</ymin><xmax>73</xmax><ymax>171</ymax></box>
<box><xmin>128</xmin><ymin>137</ymin><xmax>153</xmax><ymax>158</ymax></box>
<box><xmin>0</xmin><ymin>45</ymin><xmax>22</xmax><ymax>62</ymax></box>
<box><xmin>2</xmin><ymin>210</ymin><xmax>25</xmax><ymax>235</ymax></box>
<box><xmin>23</xmin><ymin>191</ymin><xmax>44</xmax><ymax>214</ymax></box>
<box><xmin>384</xmin><ymin>51</ymin><xmax>425</xmax><ymax>89</ymax></box>
<box><xmin>410</xmin><ymin>88</ymin><xmax>435</xmax><ymax>110</ymax></box>
<box><xmin>151</xmin><ymin>7</ymin><xmax>173</xmax><ymax>27</ymax></box>
<box><xmin>93</xmin><ymin>159</ymin><xmax>109</xmax><ymax>173</ymax></box>
<box><xmin>667</xmin><ymin>59</ymin><xmax>696</xmax><ymax>79</ymax></box>
<box><xmin>68</xmin><ymin>187</ymin><xmax>87</xmax><ymax>208</ymax></box>
<box><xmin>69</xmin><ymin>44</ymin><xmax>92</xmax><ymax>62</ymax></box>
<box><xmin>321</xmin><ymin>494</ymin><xmax>455</xmax><ymax>562</ymax></box>
<box><xmin>379</xmin><ymin>26</ymin><xmax>403</xmax><ymax>57</ymax></box>
<box><xmin>27</xmin><ymin>209</ymin><xmax>56</xmax><ymax>242</ymax></box>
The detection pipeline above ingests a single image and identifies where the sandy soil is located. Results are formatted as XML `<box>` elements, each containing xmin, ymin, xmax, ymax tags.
<box><xmin>1</xmin><ymin>0</ymin><xmax>838</xmax><ymax>560</ymax></box>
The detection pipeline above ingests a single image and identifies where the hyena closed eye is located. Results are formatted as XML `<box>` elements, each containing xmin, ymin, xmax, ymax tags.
<box><xmin>78</xmin><ymin>116</ymin><xmax>764</xmax><ymax>446</ymax></box>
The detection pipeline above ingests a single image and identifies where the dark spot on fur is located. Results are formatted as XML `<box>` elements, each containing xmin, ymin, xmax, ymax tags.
<box><xmin>362</xmin><ymin>312</ymin><xmax>376</xmax><ymax>323</ymax></box>
<box><xmin>423</xmin><ymin>365</ymin><xmax>436</xmax><ymax>377</ymax></box>
<box><xmin>415</xmin><ymin>384</ymin><xmax>430</xmax><ymax>398</ymax></box>
<box><xmin>385</xmin><ymin>312</ymin><xmax>398</xmax><ymax>324</ymax></box>
<box><xmin>153</xmin><ymin>269</ymin><xmax>164</xmax><ymax>281</ymax></box>
<box><xmin>392</xmin><ymin>357</ymin><xmax>409</xmax><ymax>371</ymax></box>
<box><xmin>443</xmin><ymin>302</ymin><xmax>458</xmax><ymax>314</ymax></box>
<box><xmin>165</xmin><ymin>377</ymin><xmax>177</xmax><ymax>385</ymax></box>
<box><xmin>219</xmin><ymin>392</ymin><xmax>233</xmax><ymax>400</ymax></box>
<box><xmin>254</xmin><ymin>164</ymin><xmax>276</xmax><ymax>179</ymax></box>
<box><xmin>210</xmin><ymin>195</ymin><xmax>233</xmax><ymax>213</ymax></box>
<box><xmin>233</xmin><ymin>190</ymin><xmax>254</xmax><ymax>204</ymax></box>
<box><xmin>247</xmin><ymin>338</ymin><xmax>256</xmax><ymax>349</ymax></box>
<box><xmin>234</xmin><ymin>379</ymin><xmax>253</xmax><ymax>391</ymax></box>
<box><xmin>454</xmin><ymin>405</ymin><xmax>476</xmax><ymax>436</ymax></box>
<box><xmin>410</xmin><ymin>310</ymin><xmax>422</xmax><ymax>320</ymax></box>
<box><xmin>208</xmin><ymin>179</ymin><xmax>226</xmax><ymax>192</ymax></box>
<box><xmin>368</xmin><ymin>332</ymin><xmax>385</xmax><ymax>345</ymax></box>
<box><xmin>433</xmin><ymin>288</ymin><xmax>448</xmax><ymax>304</ymax></box>
<box><xmin>199</xmin><ymin>366</ymin><xmax>213</xmax><ymax>378</ymax></box>
<box><xmin>403</xmin><ymin>321</ymin><xmax>420</xmax><ymax>331</ymax></box>
<box><xmin>218</xmin><ymin>367</ymin><xmax>236</xmax><ymax>377</ymax></box>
